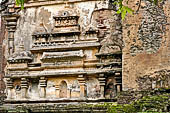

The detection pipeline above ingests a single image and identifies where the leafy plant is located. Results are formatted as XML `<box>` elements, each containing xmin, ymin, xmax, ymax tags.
<box><xmin>15</xmin><ymin>0</ymin><xmax>25</xmax><ymax>9</ymax></box>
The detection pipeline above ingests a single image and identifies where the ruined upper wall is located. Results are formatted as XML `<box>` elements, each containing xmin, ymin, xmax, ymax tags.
<box><xmin>122</xmin><ymin>0</ymin><xmax>170</xmax><ymax>91</ymax></box>
<box><xmin>12</xmin><ymin>0</ymin><xmax>111</xmax><ymax>51</ymax></box>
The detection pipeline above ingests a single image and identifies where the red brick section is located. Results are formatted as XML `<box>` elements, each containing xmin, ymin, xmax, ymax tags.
<box><xmin>0</xmin><ymin>17</ymin><xmax>6</xmax><ymax>94</ymax></box>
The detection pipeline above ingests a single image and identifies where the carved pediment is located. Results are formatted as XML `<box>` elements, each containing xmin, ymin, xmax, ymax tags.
<box><xmin>52</xmin><ymin>4</ymin><xmax>80</xmax><ymax>34</ymax></box>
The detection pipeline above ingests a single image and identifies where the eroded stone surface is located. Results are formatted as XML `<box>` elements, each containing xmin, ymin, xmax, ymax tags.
<box><xmin>122</xmin><ymin>0</ymin><xmax>170</xmax><ymax>91</ymax></box>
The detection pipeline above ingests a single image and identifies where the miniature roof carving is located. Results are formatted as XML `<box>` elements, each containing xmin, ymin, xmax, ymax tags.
<box><xmin>8</xmin><ymin>43</ymin><xmax>33</xmax><ymax>63</ymax></box>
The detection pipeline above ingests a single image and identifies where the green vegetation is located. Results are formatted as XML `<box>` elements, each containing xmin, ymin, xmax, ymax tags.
<box><xmin>105</xmin><ymin>91</ymin><xmax>170</xmax><ymax>113</ymax></box>
<box><xmin>15</xmin><ymin>0</ymin><xmax>25</xmax><ymax>9</ymax></box>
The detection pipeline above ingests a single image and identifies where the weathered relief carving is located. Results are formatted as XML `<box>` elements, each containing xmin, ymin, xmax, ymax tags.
<box><xmin>71</xmin><ymin>80</ymin><xmax>80</xmax><ymax>92</ymax></box>
<box><xmin>86</xmin><ymin>78</ymin><xmax>100</xmax><ymax>98</ymax></box>
<box><xmin>28</xmin><ymin>79</ymin><xmax>39</xmax><ymax>99</ymax></box>
<box><xmin>46</xmin><ymin>80</ymin><xmax>56</xmax><ymax>98</ymax></box>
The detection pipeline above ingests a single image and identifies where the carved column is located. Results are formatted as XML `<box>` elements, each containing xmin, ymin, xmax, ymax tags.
<box><xmin>67</xmin><ymin>87</ymin><xmax>71</xmax><ymax>98</ymax></box>
<box><xmin>8</xmin><ymin>31</ymin><xmax>15</xmax><ymax>55</ymax></box>
<box><xmin>3</xmin><ymin>3</ymin><xmax>19</xmax><ymax>55</ymax></box>
<box><xmin>99</xmin><ymin>74</ymin><xmax>106</xmax><ymax>99</ymax></box>
<box><xmin>21</xmin><ymin>78</ymin><xmax>28</xmax><ymax>99</ymax></box>
<box><xmin>5</xmin><ymin>16</ymin><xmax>18</xmax><ymax>55</ymax></box>
<box><xmin>39</xmin><ymin>77</ymin><xmax>47</xmax><ymax>98</ymax></box>
<box><xmin>6</xmin><ymin>78</ymin><xmax>13</xmax><ymax>99</ymax></box>
<box><xmin>55</xmin><ymin>85</ymin><xmax>59</xmax><ymax>98</ymax></box>
<box><xmin>77</xmin><ymin>75</ymin><xmax>85</xmax><ymax>98</ymax></box>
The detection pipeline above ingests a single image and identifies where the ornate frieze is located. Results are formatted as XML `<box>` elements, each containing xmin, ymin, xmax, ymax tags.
<box><xmin>54</xmin><ymin>16</ymin><xmax>79</xmax><ymax>27</ymax></box>
<box><xmin>31</xmin><ymin>42</ymin><xmax>100</xmax><ymax>51</ymax></box>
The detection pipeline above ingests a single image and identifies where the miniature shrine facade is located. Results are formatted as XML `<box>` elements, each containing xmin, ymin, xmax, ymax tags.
<box><xmin>3</xmin><ymin>0</ymin><xmax>122</xmax><ymax>103</ymax></box>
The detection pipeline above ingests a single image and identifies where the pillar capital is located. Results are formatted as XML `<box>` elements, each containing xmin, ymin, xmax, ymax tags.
<box><xmin>39</xmin><ymin>77</ymin><xmax>47</xmax><ymax>87</ymax></box>
<box><xmin>21</xmin><ymin>78</ymin><xmax>28</xmax><ymax>88</ymax></box>
<box><xmin>6</xmin><ymin>78</ymin><xmax>13</xmax><ymax>88</ymax></box>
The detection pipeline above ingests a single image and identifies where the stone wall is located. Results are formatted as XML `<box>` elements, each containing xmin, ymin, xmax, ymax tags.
<box><xmin>0</xmin><ymin>0</ymin><xmax>170</xmax><ymax>102</ymax></box>
<box><xmin>122</xmin><ymin>0</ymin><xmax>170</xmax><ymax>91</ymax></box>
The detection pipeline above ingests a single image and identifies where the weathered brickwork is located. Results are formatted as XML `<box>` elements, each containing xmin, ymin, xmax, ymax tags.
<box><xmin>131</xmin><ymin>1</ymin><xmax>167</xmax><ymax>54</ymax></box>
<box><xmin>122</xmin><ymin>0</ymin><xmax>170</xmax><ymax>90</ymax></box>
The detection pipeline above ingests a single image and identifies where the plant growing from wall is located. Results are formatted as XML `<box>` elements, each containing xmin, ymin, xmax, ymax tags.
<box><xmin>15</xmin><ymin>0</ymin><xmax>25</xmax><ymax>9</ymax></box>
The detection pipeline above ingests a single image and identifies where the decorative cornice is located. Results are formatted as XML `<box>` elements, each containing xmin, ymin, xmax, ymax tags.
<box><xmin>31</xmin><ymin>42</ymin><xmax>100</xmax><ymax>51</ymax></box>
<box><xmin>5</xmin><ymin>68</ymin><xmax>122</xmax><ymax>78</ymax></box>
<box><xmin>41</xmin><ymin>50</ymin><xmax>84</xmax><ymax>61</ymax></box>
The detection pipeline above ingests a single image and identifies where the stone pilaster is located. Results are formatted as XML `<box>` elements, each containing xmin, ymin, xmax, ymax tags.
<box><xmin>5</xmin><ymin>16</ymin><xmax>18</xmax><ymax>55</ymax></box>
<box><xmin>39</xmin><ymin>77</ymin><xmax>47</xmax><ymax>98</ymax></box>
<box><xmin>99</xmin><ymin>74</ymin><xmax>106</xmax><ymax>99</ymax></box>
<box><xmin>21</xmin><ymin>78</ymin><xmax>28</xmax><ymax>99</ymax></box>
<box><xmin>6</xmin><ymin>78</ymin><xmax>13</xmax><ymax>99</ymax></box>
<box><xmin>77</xmin><ymin>75</ymin><xmax>85</xmax><ymax>98</ymax></box>
<box><xmin>3</xmin><ymin>3</ymin><xmax>19</xmax><ymax>55</ymax></box>
<box><xmin>67</xmin><ymin>88</ymin><xmax>71</xmax><ymax>98</ymax></box>
<box><xmin>55</xmin><ymin>85</ymin><xmax>59</xmax><ymax>98</ymax></box>
<box><xmin>117</xmin><ymin>85</ymin><xmax>121</xmax><ymax>93</ymax></box>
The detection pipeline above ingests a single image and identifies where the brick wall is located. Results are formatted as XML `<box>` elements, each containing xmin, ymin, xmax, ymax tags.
<box><xmin>0</xmin><ymin>17</ymin><xmax>6</xmax><ymax>94</ymax></box>
<box><xmin>122</xmin><ymin>0</ymin><xmax>170</xmax><ymax>90</ymax></box>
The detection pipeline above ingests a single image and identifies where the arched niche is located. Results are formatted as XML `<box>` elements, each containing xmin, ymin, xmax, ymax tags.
<box><xmin>59</xmin><ymin>81</ymin><xmax>68</xmax><ymax>98</ymax></box>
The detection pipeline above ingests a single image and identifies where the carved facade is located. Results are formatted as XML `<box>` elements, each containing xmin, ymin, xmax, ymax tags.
<box><xmin>1</xmin><ymin>0</ymin><xmax>122</xmax><ymax>103</ymax></box>
<box><xmin>0</xmin><ymin>0</ymin><xmax>170</xmax><ymax>107</ymax></box>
